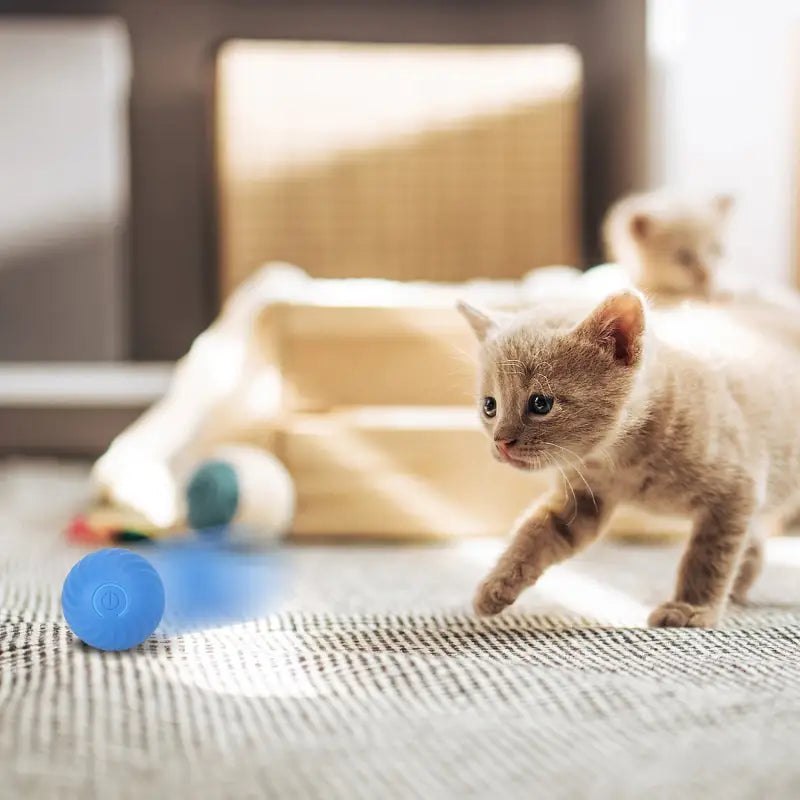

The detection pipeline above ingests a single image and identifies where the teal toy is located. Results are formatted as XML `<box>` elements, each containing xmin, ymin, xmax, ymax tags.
<box><xmin>184</xmin><ymin>445</ymin><xmax>295</xmax><ymax>540</ymax></box>
<box><xmin>187</xmin><ymin>460</ymin><xmax>240</xmax><ymax>529</ymax></box>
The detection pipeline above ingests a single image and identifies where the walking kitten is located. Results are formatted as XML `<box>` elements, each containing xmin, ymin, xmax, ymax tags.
<box><xmin>603</xmin><ymin>191</ymin><xmax>734</xmax><ymax>302</ymax></box>
<box><xmin>458</xmin><ymin>291</ymin><xmax>800</xmax><ymax>627</ymax></box>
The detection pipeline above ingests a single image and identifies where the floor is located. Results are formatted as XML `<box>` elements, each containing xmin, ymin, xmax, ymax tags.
<box><xmin>2</xmin><ymin>460</ymin><xmax>800</xmax><ymax>799</ymax></box>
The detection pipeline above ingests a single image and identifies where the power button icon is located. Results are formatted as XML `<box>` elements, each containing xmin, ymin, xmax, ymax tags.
<box><xmin>92</xmin><ymin>583</ymin><xmax>129</xmax><ymax>617</ymax></box>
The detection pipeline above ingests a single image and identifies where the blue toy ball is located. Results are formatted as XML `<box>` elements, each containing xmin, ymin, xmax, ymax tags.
<box><xmin>61</xmin><ymin>548</ymin><xmax>165</xmax><ymax>651</ymax></box>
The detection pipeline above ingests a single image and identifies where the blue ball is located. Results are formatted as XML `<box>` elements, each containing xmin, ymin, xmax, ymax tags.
<box><xmin>186</xmin><ymin>460</ymin><xmax>240</xmax><ymax>530</ymax></box>
<box><xmin>61</xmin><ymin>549</ymin><xmax>165</xmax><ymax>651</ymax></box>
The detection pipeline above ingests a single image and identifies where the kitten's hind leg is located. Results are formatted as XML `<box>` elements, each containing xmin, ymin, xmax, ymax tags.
<box><xmin>474</xmin><ymin>480</ymin><xmax>614</xmax><ymax>616</ymax></box>
<box><xmin>730</xmin><ymin>537</ymin><xmax>765</xmax><ymax>605</ymax></box>
<box><xmin>730</xmin><ymin>513</ymin><xmax>780</xmax><ymax>603</ymax></box>
<box><xmin>649</xmin><ymin>481</ymin><xmax>755</xmax><ymax>628</ymax></box>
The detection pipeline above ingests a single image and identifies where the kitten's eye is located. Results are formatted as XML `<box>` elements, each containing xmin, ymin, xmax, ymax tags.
<box><xmin>483</xmin><ymin>396</ymin><xmax>497</xmax><ymax>418</ymax></box>
<box><xmin>527</xmin><ymin>394</ymin><xmax>554</xmax><ymax>415</ymax></box>
<box><xmin>675</xmin><ymin>248</ymin><xmax>697</xmax><ymax>268</ymax></box>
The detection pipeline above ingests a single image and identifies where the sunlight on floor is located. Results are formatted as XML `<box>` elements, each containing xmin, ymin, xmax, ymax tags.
<box><xmin>455</xmin><ymin>538</ymin><xmax>651</xmax><ymax>625</ymax></box>
<box><xmin>765</xmin><ymin>536</ymin><xmax>800</xmax><ymax>568</ymax></box>
<box><xmin>535</xmin><ymin>568</ymin><xmax>651</xmax><ymax>626</ymax></box>
<box><xmin>168</xmin><ymin>624</ymin><xmax>321</xmax><ymax>699</ymax></box>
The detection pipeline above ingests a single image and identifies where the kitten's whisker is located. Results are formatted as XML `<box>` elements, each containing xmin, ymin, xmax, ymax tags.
<box><xmin>540</xmin><ymin>441</ymin><xmax>597</xmax><ymax>514</ymax></box>
<box><xmin>594</xmin><ymin>445</ymin><xmax>617</xmax><ymax>472</ymax></box>
<box><xmin>538</xmin><ymin>451</ymin><xmax>551</xmax><ymax>475</ymax></box>
<box><xmin>539</xmin><ymin>450</ymin><xmax>556</xmax><ymax>477</ymax></box>
<box><xmin>540</xmin><ymin>440</ymin><xmax>585</xmax><ymax>466</ymax></box>
<box><xmin>542</xmin><ymin>450</ymin><xmax>558</xmax><ymax>476</ymax></box>
<box><xmin>544</xmin><ymin>452</ymin><xmax>578</xmax><ymax>525</ymax></box>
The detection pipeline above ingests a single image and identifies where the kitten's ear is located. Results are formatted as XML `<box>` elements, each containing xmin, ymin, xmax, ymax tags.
<box><xmin>575</xmin><ymin>291</ymin><xmax>645</xmax><ymax>367</ymax></box>
<box><xmin>629</xmin><ymin>213</ymin><xmax>651</xmax><ymax>240</ymax></box>
<box><xmin>456</xmin><ymin>301</ymin><xmax>496</xmax><ymax>342</ymax></box>
<box><xmin>712</xmin><ymin>194</ymin><xmax>735</xmax><ymax>218</ymax></box>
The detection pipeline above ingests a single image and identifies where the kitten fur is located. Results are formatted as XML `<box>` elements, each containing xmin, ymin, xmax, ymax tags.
<box><xmin>458</xmin><ymin>292</ymin><xmax>800</xmax><ymax>627</ymax></box>
<box><xmin>603</xmin><ymin>191</ymin><xmax>733</xmax><ymax>302</ymax></box>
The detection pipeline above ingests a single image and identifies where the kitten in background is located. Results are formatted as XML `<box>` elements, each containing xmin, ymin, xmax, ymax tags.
<box><xmin>602</xmin><ymin>191</ymin><xmax>734</xmax><ymax>302</ymax></box>
<box><xmin>457</xmin><ymin>290</ymin><xmax>800</xmax><ymax>627</ymax></box>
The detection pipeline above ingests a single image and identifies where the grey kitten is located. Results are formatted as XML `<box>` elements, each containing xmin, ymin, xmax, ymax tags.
<box><xmin>458</xmin><ymin>291</ymin><xmax>800</xmax><ymax>627</ymax></box>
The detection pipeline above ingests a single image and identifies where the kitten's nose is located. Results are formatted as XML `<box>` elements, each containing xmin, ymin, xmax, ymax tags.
<box><xmin>495</xmin><ymin>437</ymin><xmax>518</xmax><ymax>454</ymax></box>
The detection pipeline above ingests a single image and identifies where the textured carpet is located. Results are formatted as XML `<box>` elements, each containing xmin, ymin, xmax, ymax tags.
<box><xmin>2</xmin><ymin>460</ymin><xmax>800</xmax><ymax>799</ymax></box>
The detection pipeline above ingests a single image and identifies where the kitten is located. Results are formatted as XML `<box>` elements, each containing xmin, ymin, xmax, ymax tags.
<box><xmin>457</xmin><ymin>291</ymin><xmax>800</xmax><ymax>627</ymax></box>
<box><xmin>602</xmin><ymin>191</ymin><xmax>734</xmax><ymax>302</ymax></box>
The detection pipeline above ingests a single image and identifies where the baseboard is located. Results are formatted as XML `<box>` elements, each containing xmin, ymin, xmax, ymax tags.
<box><xmin>0</xmin><ymin>363</ymin><xmax>171</xmax><ymax>455</ymax></box>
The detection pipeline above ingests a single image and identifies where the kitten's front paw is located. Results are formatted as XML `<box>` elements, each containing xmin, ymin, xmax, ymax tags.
<box><xmin>473</xmin><ymin>576</ymin><xmax>519</xmax><ymax>617</ymax></box>
<box><xmin>647</xmin><ymin>601</ymin><xmax>720</xmax><ymax>628</ymax></box>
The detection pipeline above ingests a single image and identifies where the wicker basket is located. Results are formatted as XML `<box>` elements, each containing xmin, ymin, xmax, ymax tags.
<box><xmin>216</xmin><ymin>41</ymin><xmax>581</xmax><ymax>293</ymax></box>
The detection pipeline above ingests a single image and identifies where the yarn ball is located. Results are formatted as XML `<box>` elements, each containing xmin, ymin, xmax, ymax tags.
<box><xmin>186</xmin><ymin>460</ymin><xmax>240</xmax><ymax>530</ymax></box>
<box><xmin>185</xmin><ymin>447</ymin><xmax>295</xmax><ymax>541</ymax></box>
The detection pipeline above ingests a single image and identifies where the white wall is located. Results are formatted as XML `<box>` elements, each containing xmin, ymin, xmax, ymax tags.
<box><xmin>0</xmin><ymin>18</ymin><xmax>130</xmax><ymax>359</ymax></box>
<box><xmin>648</xmin><ymin>0</ymin><xmax>800</xmax><ymax>283</ymax></box>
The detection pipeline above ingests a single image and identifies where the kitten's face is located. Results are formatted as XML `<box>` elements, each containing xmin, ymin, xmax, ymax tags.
<box><xmin>458</xmin><ymin>293</ymin><xmax>645</xmax><ymax>471</ymax></box>
<box><xmin>632</xmin><ymin>217</ymin><xmax>724</xmax><ymax>298</ymax></box>
<box><xmin>608</xmin><ymin>194</ymin><xmax>733</xmax><ymax>300</ymax></box>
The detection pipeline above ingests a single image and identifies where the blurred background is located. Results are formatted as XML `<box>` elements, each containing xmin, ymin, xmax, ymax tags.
<box><xmin>0</xmin><ymin>0</ymin><xmax>798</xmax><ymax>457</ymax></box>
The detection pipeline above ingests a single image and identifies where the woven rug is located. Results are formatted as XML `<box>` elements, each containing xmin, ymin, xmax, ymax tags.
<box><xmin>2</xmin><ymin>460</ymin><xmax>800</xmax><ymax>799</ymax></box>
